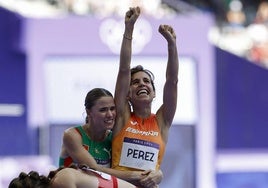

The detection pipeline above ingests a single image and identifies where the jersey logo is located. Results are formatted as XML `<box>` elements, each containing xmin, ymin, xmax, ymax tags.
<box><xmin>103</xmin><ymin>148</ymin><xmax>111</xmax><ymax>158</ymax></box>
<box><xmin>130</xmin><ymin>121</ymin><xmax>138</xmax><ymax>125</ymax></box>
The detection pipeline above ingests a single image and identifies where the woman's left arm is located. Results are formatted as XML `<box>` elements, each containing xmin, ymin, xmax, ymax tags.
<box><xmin>157</xmin><ymin>25</ymin><xmax>179</xmax><ymax>136</ymax></box>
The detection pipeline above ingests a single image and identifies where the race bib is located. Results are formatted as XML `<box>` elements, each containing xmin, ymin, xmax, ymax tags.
<box><xmin>119</xmin><ymin>137</ymin><xmax>159</xmax><ymax>170</ymax></box>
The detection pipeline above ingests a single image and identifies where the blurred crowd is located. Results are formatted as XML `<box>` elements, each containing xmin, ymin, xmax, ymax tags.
<box><xmin>56</xmin><ymin>0</ymin><xmax>268</xmax><ymax>68</ymax></box>
<box><xmin>49</xmin><ymin>0</ymin><xmax>176</xmax><ymax>17</ymax></box>
<box><xmin>0</xmin><ymin>0</ymin><xmax>176</xmax><ymax>18</ymax></box>
<box><xmin>209</xmin><ymin>0</ymin><xmax>268</xmax><ymax>68</ymax></box>
<box><xmin>0</xmin><ymin>0</ymin><xmax>267</xmax><ymax>67</ymax></box>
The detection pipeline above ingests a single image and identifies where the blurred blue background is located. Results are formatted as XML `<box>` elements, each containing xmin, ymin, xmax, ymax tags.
<box><xmin>0</xmin><ymin>0</ymin><xmax>268</xmax><ymax>188</ymax></box>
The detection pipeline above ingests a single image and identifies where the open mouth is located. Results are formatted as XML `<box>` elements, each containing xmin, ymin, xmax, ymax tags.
<box><xmin>105</xmin><ymin>119</ymin><xmax>114</xmax><ymax>124</ymax></box>
<box><xmin>137</xmin><ymin>89</ymin><xmax>149</xmax><ymax>95</ymax></box>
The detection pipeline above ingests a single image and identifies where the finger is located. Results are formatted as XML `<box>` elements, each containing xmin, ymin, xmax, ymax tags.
<box><xmin>135</xmin><ymin>6</ymin><xmax>141</xmax><ymax>15</ymax></box>
<box><xmin>142</xmin><ymin>181</ymin><xmax>156</xmax><ymax>188</ymax></box>
<box><xmin>141</xmin><ymin>170</ymin><xmax>151</xmax><ymax>175</ymax></box>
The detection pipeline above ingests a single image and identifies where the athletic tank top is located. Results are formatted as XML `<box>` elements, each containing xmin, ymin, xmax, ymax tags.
<box><xmin>59</xmin><ymin>126</ymin><xmax>112</xmax><ymax>167</ymax></box>
<box><xmin>112</xmin><ymin>113</ymin><xmax>165</xmax><ymax>171</ymax></box>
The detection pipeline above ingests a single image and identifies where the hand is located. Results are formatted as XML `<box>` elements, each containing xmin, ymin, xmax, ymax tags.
<box><xmin>125</xmin><ymin>6</ymin><xmax>141</xmax><ymax>27</ymax></box>
<box><xmin>139</xmin><ymin>170</ymin><xmax>163</xmax><ymax>188</ymax></box>
<box><xmin>158</xmin><ymin>25</ymin><xmax>177</xmax><ymax>44</ymax></box>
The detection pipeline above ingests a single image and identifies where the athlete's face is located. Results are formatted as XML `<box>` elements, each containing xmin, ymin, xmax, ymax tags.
<box><xmin>87</xmin><ymin>96</ymin><xmax>116</xmax><ymax>131</ymax></box>
<box><xmin>128</xmin><ymin>71</ymin><xmax>155</xmax><ymax>103</ymax></box>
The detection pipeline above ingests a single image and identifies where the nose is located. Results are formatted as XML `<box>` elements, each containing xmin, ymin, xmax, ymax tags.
<box><xmin>106</xmin><ymin>110</ymin><xmax>114</xmax><ymax>117</ymax></box>
<box><xmin>139</xmin><ymin>80</ymin><xmax>145</xmax><ymax>87</ymax></box>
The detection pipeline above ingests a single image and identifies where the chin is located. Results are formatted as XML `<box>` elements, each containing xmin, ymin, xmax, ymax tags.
<box><xmin>106</xmin><ymin>125</ymin><xmax>114</xmax><ymax>130</ymax></box>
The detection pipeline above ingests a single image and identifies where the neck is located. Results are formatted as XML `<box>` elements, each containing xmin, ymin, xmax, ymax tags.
<box><xmin>84</xmin><ymin>124</ymin><xmax>107</xmax><ymax>141</ymax></box>
<box><xmin>133</xmin><ymin>105</ymin><xmax>151</xmax><ymax>119</ymax></box>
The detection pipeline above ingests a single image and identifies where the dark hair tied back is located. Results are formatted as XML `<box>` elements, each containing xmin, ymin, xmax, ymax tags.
<box><xmin>84</xmin><ymin>88</ymin><xmax>113</xmax><ymax>123</ymax></box>
<box><xmin>9</xmin><ymin>171</ymin><xmax>50</xmax><ymax>188</ymax></box>
<box><xmin>84</xmin><ymin>88</ymin><xmax>113</xmax><ymax>110</ymax></box>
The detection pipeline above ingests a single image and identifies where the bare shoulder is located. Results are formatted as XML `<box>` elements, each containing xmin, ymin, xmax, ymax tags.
<box><xmin>63</xmin><ymin>127</ymin><xmax>80</xmax><ymax>139</ymax></box>
<box><xmin>156</xmin><ymin>107</ymin><xmax>171</xmax><ymax>143</ymax></box>
<box><xmin>64</xmin><ymin>126</ymin><xmax>77</xmax><ymax>134</ymax></box>
<box><xmin>52</xmin><ymin>168</ymin><xmax>98</xmax><ymax>188</ymax></box>
<box><xmin>51</xmin><ymin>168</ymin><xmax>77</xmax><ymax>188</ymax></box>
<box><xmin>113</xmin><ymin>104</ymin><xmax>131</xmax><ymax>136</ymax></box>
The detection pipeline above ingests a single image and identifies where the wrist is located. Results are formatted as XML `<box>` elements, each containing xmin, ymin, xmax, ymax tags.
<box><xmin>123</xmin><ymin>34</ymin><xmax>132</xmax><ymax>40</ymax></box>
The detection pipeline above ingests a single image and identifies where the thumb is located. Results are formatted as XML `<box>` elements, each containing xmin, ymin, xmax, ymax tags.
<box><xmin>141</xmin><ymin>170</ymin><xmax>152</xmax><ymax>176</ymax></box>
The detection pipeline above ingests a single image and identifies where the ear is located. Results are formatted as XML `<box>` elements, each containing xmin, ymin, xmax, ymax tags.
<box><xmin>86</xmin><ymin>109</ymin><xmax>91</xmax><ymax>117</ymax></box>
<box><xmin>152</xmin><ymin>90</ymin><xmax>156</xmax><ymax>98</ymax></box>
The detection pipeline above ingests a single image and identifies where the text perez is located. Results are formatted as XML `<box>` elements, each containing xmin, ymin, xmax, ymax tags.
<box><xmin>127</xmin><ymin>148</ymin><xmax>154</xmax><ymax>162</ymax></box>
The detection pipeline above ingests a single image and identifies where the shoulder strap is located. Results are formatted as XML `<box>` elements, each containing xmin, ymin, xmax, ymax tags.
<box><xmin>74</xmin><ymin>126</ymin><xmax>83</xmax><ymax>136</ymax></box>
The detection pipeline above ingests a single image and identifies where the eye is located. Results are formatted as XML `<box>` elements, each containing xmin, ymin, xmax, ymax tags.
<box><xmin>99</xmin><ymin>108</ymin><xmax>108</xmax><ymax>112</ymax></box>
<box><xmin>144</xmin><ymin>78</ymin><xmax>150</xmax><ymax>83</ymax></box>
<box><xmin>131</xmin><ymin>79</ymin><xmax>139</xmax><ymax>85</ymax></box>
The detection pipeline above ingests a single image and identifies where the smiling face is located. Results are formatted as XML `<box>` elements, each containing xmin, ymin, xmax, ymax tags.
<box><xmin>87</xmin><ymin>96</ymin><xmax>116</xmax><ymax>131</ymax></box>
<box><xmin>128</xmin><ymin>71</ymin><xmax>155</xmax><ymax>104</ymax></box>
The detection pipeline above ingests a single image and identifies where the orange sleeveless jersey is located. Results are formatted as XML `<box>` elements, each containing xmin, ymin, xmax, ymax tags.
<box><xmin>112</xmin><ymin>113</ymin><xmax>165</xmax><ymax>171</ymax></box>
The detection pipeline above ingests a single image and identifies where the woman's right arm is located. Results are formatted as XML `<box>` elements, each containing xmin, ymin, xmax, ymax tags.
<box><xmin>97</xmin><ymin>166</ymin><xmax>161</xmax><ymax>188</ymax></box>
<box><xmin>113</xmin><ymin>7</ymin><xmax>141</xmax><ymax>135</ymax></box>
<box><xmin>62</xmin><ymin>128</ymin><xmax>99</xmax><ymax>169</ymax></box>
